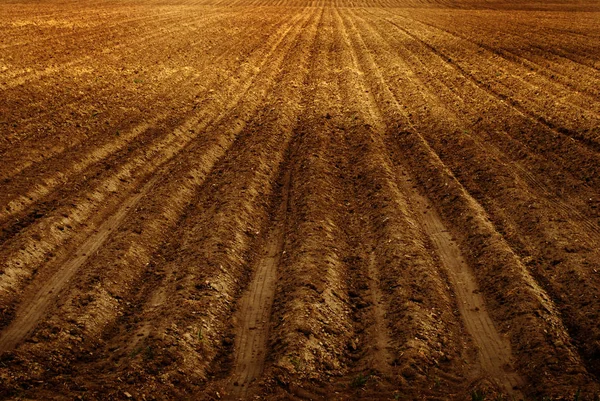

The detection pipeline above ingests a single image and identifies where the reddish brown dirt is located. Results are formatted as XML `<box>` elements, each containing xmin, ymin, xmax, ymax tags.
<box><xmin>1</xmin><ymin>0</ymin><xmax>600</xmax><ymax>399</ymax></box>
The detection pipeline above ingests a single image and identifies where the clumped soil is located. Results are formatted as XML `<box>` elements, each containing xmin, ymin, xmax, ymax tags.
<box><xmin>1</xmin><ymin>0</ymin><xmax>600</xmax><ymax>399</ymax></box>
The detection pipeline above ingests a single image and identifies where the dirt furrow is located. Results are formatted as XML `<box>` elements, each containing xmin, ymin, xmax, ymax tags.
<box><xmin>227</xmin><ymin>162</ymin><xmax>292</xmax><ymax>400</ymax></box>
<box><xmin>404</xmin><ymin>13</ymin><xmax>600</xmax><ymax>99</ymax></box>
<box><xmin>361</xmin><ymin>9</ymin><xmax>600</xmax><ymax>235</ymax></box>
<box><xmin>2</xmin><ymin>24</ymin><xmax>181</xmax><ymax>91</ymax></box>
<box><xmin>2</xmin><ymin>6</ymin><xmax>302</xmax><ymax>336</ymax></box>
<box><xmin>380</xmin><ymin>15</ymin><xmax>600</xmax><ymax>153</ymax></box>
<box><xmin>0</xmin><ymin>11</ymin><xmax>297</xmax><ymax>323</ymax></box>
<box><xmin>356</xmin><ymin>9</ymin><xmax>600</xmax><ymax>383</ymax></box>
<box><xmin>193</xmin><ymin>9</ymin><xmax>326</xmax><ymax>400</ymax></box>
<box><xmin>0</xmin><ymin>8</ymin><xmax>315</xmax><ymax>398</ymax></box>
<box><xmin>0</xmin><ymin>10</ymin><xmax>228</xmax><ymax>90</ymax></box>
<box><xmin>0</xmin><ymin>6</ymin><xmax>181</xmax><ymax>51</ymax></box>
<box><xmin>1</xmin><ymin>9</ymin><xmax>320</xmax><ymax>400</ymax></box>
<box><xmin>335</xmin><ymin>5</ymin><xmax>427</xmax><ymax>387</ymax></box>
<box><xmin>0</xmin><ymin>9</ymin><xmax>237</xmax><ymax>156</ymax></box>
<box><xmin>387</xmin><ymin>130</ymin><xmax>595</xmax><ymax>396</ymax></box>
<box><xmin>394</xmin><ymin>171</ymin><xmax>524</xmax><ymax>396</ymax></box>
<box><xmin>2</xmin><ymin>0</ymin><xmax>600</xmax><ymax>399</ymax></box>
<box><xmin>344</xmin><ymin>7</ymin><xmax>596</xmax><ymax>396</ymax></box>
<box><xmin>99</xmin><ymin>11</ymin><xmax>318</xmax><ymax>395</ymax></box>
<box><xmin>337</xmin><ymin>8</ymin><xmax>510</xmax><ymax>396</ymax></box>
<box><xmin>360</xmin><ymin>9</ymin><xmax>600</xmax><ymax>242</ymax></box>
<box><xmin>0</xmin><ymin>10</ymin><xmax>250</xmax><ymax>168</ymax></box>
<box><xmin>257</xmin><ymin>9</ymin><xmax>356</xmax><ymax>398</ymax></box>
<box><xmin>0</xmin><ymin>174</ymin><xmax>161</xmax><ymax>353</ymax></box>
<box><xmin>0</xmin><ymin>12</ymin><xmax>278</xmax><ymax>230</ymax></box>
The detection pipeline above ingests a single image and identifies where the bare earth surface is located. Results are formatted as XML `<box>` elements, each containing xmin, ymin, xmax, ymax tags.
<box><xmin>1</xmin><ymin>0</ymin><xmax>600</xmax><ymax>399</ymax></box>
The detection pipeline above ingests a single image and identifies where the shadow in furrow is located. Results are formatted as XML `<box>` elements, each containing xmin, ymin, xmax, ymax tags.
<box><xmin>227</xmin><ymin>165</ymin><xmax>292</xmax><ymax>400</ymax></box>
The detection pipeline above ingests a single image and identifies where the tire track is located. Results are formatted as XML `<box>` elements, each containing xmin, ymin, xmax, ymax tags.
<box><xmin>227</xmin><ymin>164</ymin><xmax>292</xmax><ymax>400</ymax></box>
<box><xmin>343</xmin><ymin>8</ymin><xmax>595</xmax><ymax>394</ymax></box>
<box><xmin>33</xmin><ymin>9</ymin><xmax>310</xmax><ymax>379</ymax></box>
<box><xmin>394</xmin><ymin>170</ymin><xmax>524</xmax><ymax>396</ymax></box>
<box><xmin>359</xmin><ymin>9</ymin><xmax>600</xmax><ymax>240</ymax></box>
<box><xmin>0</xmin><ymin>174</ymin><xmax>160</xmax><ymax>352</ymax></box>
<box><xmin>354</xmin><ymin>9</ymin><xmax>600</xmax><ymax>382</ymax></box>
<box><xmin>110</xmin><ymin>8</ymin><xmax>318</xmax><ymax>390</ymax></box>
<box><xmin>219</xmin><ymin>11</ymin><xmax>330</xmax><ymax>397</ymax></box>
<box><xmin>343</xmin><ymin>7</ymin><xmax>496</xmax><ymax>395</ymax></box>
<box><xmin>340</xmin><ymin>6</ymin><xmax>588</xmax><ymax>396</ymax></box>
<box><xmin>0</xmin><ymin>9</ymin><xmax>308</xmax><ymax>349</ymax></box>
<box><xmin>331</xmin><ymin>7</ymin><xmax>405</xmax><ymax>382</ymax></box>
<box><xmin>260</xmin><ymin>9</ymin><xmax>356</xmax><ymax>397</ymax></box>
<box><xmin>3</xmin><ymin>0</ymin><xmax>600</xmax><ymax>399</ymax></box>
<box><xmin>0</xmin><ymin>8</ymin><xmax>290</xmax><ymax>282</ymax></box>
<box><xmin>8</xmin><ymin>9</ymin><xmax>320</xmax><ymax>399</ymax></box>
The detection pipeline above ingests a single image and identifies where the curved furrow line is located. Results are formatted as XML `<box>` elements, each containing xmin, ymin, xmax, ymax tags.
<box><xmin>370</xmin><ymin>13</ymin><xmax>600</xmax><ymax>190</ymax></box>
<box><xmin>0</xmin><ymin>12</ymin><xmax>238</xmax><ymax>156</ymax></box>
<box><xmin>456</xmin><ymin>13</ymin><xmax>600</xmax><ymax>86</ymax></box>
<box><xmin>0</xmin><ymin>8</ymin><xmax>320</xmax><ymax>399</ymax></box>
<box><xmin>450</xmin><ymin>11</ymin><xmax>600</xmax><ymax>68</ymax></box>
<box><xmin>0</xmin><ymin>10</ymin><xmax>232</xmax><ymax>91</ymax></box>
<box><xmin>349</xmin><ymin>4</ymin><xmax>583</xmax><ymax>393</ymax></box>
<box><xmin>366</xmin><ymin>10</ymin><xmax>595</xmax><ymax>216</ymax></box>
<box><xmin>505</xmin><ymin>31</ymin><xmax>600</xmax><ymax>72</ymax></box>
<box><xmin>361</xmin><ymin>16</ymin><xmax>600</xmax><ymax>382</ymax></box>
<box><xmin>357</xmin><ymin>10</ymin><xmax>600</xmax><ymax>238</ymax></box>
<box><xmin>346</xmin><ymin>7</ymin><xmax>599</xmax><ymax>396</ymax></box>
<box><xmin>339</xmin><ymin>7</ymin><xmax>524</xmax><ymax>397</ymax></box>
<box><xmin>399</xmin><ymin>14</ymin><xmax>600</xmax><ymax>139</ymax></box>
<box><xmin>401</xmin><ymin>13</ymin><xmax>600</xmax><ymax>101</ymax></box>
<box><xmin>497</xmin><ymin>29</ymin><xmax>599</xmax><ymax>73</ymax></box>
<box><xmin>355</xmin><ymin>9</ymin><xmax>600</xmax><ymax>247</ymax></box>
<box><xmin>0</xmin><ymin>11</ymin><xmax>274</xmax><ymax>174</ymax></box>
<box><xmin>0</xmin><ymin>14</ymin><xmax>278</xmax><ymax>231</ymax></box>
<box><xmin>0</xmin><ymin>10</ymin><xmax>306</xmax><ymax>331</ymax></box>
<box><xmin>498</xmin><ymin>11</ymin><xmax>600</xmax><ymax>38</ymax></box>
<box><xmin>376</xmin><ymin>15</ymin><xmax>600</xmax><ymax>153</ymax></box>
<box><xmin>358</xmin><ymin>8</ymin><xmax>600</xmax><ymax>385</ymax></box>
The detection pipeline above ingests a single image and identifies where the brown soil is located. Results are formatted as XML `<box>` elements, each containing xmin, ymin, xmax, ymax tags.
<box><xmin>1</xmin><ymin>0</ymin><xmax>600</xmax><ymax>399</ymax></box>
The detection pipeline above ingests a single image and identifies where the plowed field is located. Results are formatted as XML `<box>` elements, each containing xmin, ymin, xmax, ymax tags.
<box><xmin>1</xmin><ymin>0</ymin><xmax>600</xmax><ymax>399</ymax></box>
